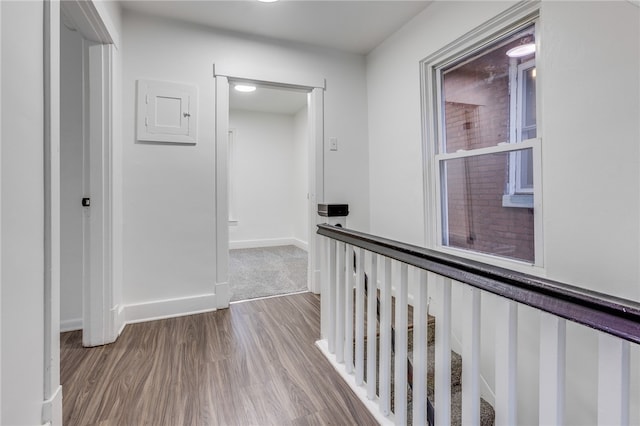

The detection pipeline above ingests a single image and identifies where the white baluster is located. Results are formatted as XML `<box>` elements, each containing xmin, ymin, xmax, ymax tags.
<box><xmin>539</xmin><ymin>312</ymin><xmax>565</xmax><ymax>426</ymax></box>
<box><xmin>598</xmin><ymin>333</ymin><xmax>630</xmax><ymax>426</ymax></box>
<box><xmin>367</xmin><ymin>252</ymin><xmax>378</xmax><ymax>400</ymax></box>
<box><xmin>345</xmin><ymin>244</ymin><xmax>355</xmax><ymax>374</ymax></box>
<box><xmin>379</xmin><ymin>257</ymin><xmax>392</xmax><ymax>416</ymax></box>
<box><xmin>327</xmin><ymin>238</ymin><xmax>336</xmax><ymax>354</ymax></box>
<box><xmin>413</xmin><ymin>269</ymin><xmax>428</xmax><ymax>425</ymax></box>
<box><xmin>394</xmin><ymin>262</ymin><xmax>409</xmax><ymax>425</ymax></box>
<box><xmin>355</xmin><ymin>248</ymin><xmax>365</xmax><ymax>385</ymax></box>
<box><xmin>495</xmin><ymin>299</ymin><xmax>518</xmax><ymax>426</ymax></box>
<box><xmin>435</xmin><ymin>276</ymin><xmax>452</xmax><ymax>426</ymax></box>
<box><xmin>462</xmin><ymin>286</ymin><xmax>481</xmax><ymax>426</ymax></box>
<box><xmin>335</xmin><ymin>242</ymin><xmax>346</xmax><ymax>363</ymax></box>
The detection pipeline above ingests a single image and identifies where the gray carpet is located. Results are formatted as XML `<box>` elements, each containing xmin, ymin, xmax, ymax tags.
<box><xmin>229</xmin><ymin>245</ymin><xmax>308</xmax><ymax>302</ymax></box>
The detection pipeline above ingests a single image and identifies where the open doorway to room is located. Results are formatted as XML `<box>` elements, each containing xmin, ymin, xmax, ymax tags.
<box><xmin>227</xmin><ymin>84</ymin><xmax>310</xmax><ymax>302</ymax></box>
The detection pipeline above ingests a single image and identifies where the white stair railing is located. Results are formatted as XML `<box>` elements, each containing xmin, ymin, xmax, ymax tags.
<box><xmin>316</xmin><ymin>224</ymin><xmax>640</xmax><ymax>426</ymax></box>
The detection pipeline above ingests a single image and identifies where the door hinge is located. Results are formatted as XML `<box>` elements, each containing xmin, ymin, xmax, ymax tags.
<box><xmin>82</xmin><ymin>198</ymin><xmax>91</xmax><ymax>207</ymax></box>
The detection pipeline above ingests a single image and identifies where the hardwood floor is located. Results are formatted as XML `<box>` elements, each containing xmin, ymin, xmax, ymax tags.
<box><xmin>61</xmin><ymin>292</ymin><xmax>378</xmax><ymax>425</ymax></box>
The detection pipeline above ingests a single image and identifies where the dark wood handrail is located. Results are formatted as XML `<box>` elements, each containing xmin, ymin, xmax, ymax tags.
<box><xmin>318</xmin><ymin>224</ymin><xmax>640</xmax><ymax>345</ymax></box>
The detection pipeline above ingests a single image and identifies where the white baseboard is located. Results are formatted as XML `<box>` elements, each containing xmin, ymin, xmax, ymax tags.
<box><xmin>113</xmin><ymin>304</ymin><xmax>126</xmax><ymax>337</ymax></box>
<box><xmin>229</xmin><ymin>237</ymin><xmax>308</xmax><ymax>251</ymax></box>
<box><xmin>124</xmin><ymin>293</ymin><xmax>217</xmax><ymax>324</ymax></box>
<box><xmin>216</xmin><ymin>281</ymin><xmax>230</xmax><ymax>309</ymax></box>
<box><xmin>41</xmin><ymin>384</ymin><xmax>62</xmax><ymax>426</ymax></box>
<box><xmin>292</xmin><ymin>238</ymin><xmax>308</xmax><ymax>251</ymax></box>
<box><xmin>60</xmin><ymin>318</ymin><xmax>82</xmax><ymax>332</ymax></box>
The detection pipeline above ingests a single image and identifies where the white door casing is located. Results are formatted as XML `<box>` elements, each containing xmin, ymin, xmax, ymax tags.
<box><xmin>213</xmin><ymin>66</ymin><xmax>326</xmax><ymax>308</ymax></box>
<box><xmin>0</xmin><ymin>0</ymin><xmax>3</xmax><ymax>422</ymax></box>
<box><xmin>83</xmin><ymin>41</ymin><xmax>116</xmax><ymax>347</ymax></box>
<box><xmin>307</xmin><ymin>87</ymin><xmax>325</xmax><ymax>294</ymax></box>
<box><xmin>43</xmin><ymin>1</ymin><xmax>62</xmax><ymax>424</ymax></box>
<box><xmin>214</xmin><ymin>76</ymin><xmax>231</xmax><ymax>308</ymax></box>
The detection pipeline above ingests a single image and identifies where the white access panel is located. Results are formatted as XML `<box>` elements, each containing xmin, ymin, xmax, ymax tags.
<box><xmin>137</xmin><ymin>79</ymin><xmax>198</xmax><ymax>144</ymax></box>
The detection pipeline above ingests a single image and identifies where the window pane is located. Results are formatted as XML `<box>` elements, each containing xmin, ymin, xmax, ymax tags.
<box><xmin>441</xmin><ymin>149</ymin><xmax>534</xmax><ymax>262</ymax></box>
<box><xmin>440</xmin><ymin>26</ymin><xmax>535</xmax><ymax>153</ymax></box>
<box><xmin>517</xmin><ymin>149</ymin><xmax>533</xmax><ymax>191</ymax></box>
<box><xmin>522</xmin><ymin>66</ymin><xmax>537</xmax><ymax>132</ymax></box>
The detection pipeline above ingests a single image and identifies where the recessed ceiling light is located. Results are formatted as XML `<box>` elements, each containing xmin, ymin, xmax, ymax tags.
<box><xmin>506</xmin><ymin>43</ymin><xmax>536</xmax><ymax>58</ymax></box>
<box><xmin>234</xmin><ymin>84</ymin><xmax>257</xmax><ymax>93</ymax></box>
<box><xmin>258</xmin><ymin>0</ymin><xmax>279</xmax><ymax>3</ymax></box>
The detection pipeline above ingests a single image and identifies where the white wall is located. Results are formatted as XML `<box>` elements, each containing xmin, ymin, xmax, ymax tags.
<box><xmin>367</xmin><ymin>1</ymin><xmax>640</xmax><ymax>424</ymax></box>
<box><xmin>229</xmin><ymin>109</ymin><xmax>307</xmax><ymax>248</ymax></box>
<box><xmin>1</xmin><ymin>1</ymin><xmax>46</xmax><ymax>424</ymax></box>
<box><xmin>293</xmin><ymin>105</ymin><xmax>309</xmax><ymax>245</ymax></box>
<box><xmin>121</xmin><ymin>10</ymin><xmax>369</xmax><ymax>312</ymax></box>
<box><xmin>60</xmin><ymin>23</ymin><xmax>84</xmax><ymax>330</ymax></box>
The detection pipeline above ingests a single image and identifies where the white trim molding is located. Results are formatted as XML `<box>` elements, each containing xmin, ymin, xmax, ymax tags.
<box><xmin>215</xmin><ymin>76</ymin><xmax>231</xmax><ymax>309</ymax></box>
<box><xmin>124</xmin><ymin>293</ymin><xmax>217</xmax><ymax>324</ymax></box>
<box><xmin>43</xmin><ymin>2</ymin><xmax>61</xmax><ymax>425</ymax></box>
<box><xmin>307</xmin><ymin>87</ymin><xmax>325</xmax><ymax>295</ymax></box>
<box><xmin>41</xmin><ymin>384</ymin><xmax>62</xmax><ymax>426</ymax></box>
<box><xmin>114</xmin><ymin>304</ymin><xmax>126</xmax><ymax>337</ymax></box>
<box><xmin>0</xmin><ymin>0</ymin><xmax>3</xmax><ymax>420</ymax></box>
<box><xmin>60</xmin><ymin>0</ymin><xmax>117</xmax><ymax>47</ymax></box>
<box><xmin>214</xmin><ymin>63</ymin><xmax>325</xmax><ymax>91</ymax></box>
<box><xmin>83</xmin><ymin>42</ymin><xmax>116</xmax><ymax>347</ymax></box>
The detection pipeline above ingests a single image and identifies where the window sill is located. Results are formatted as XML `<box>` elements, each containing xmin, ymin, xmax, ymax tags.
<box><xmin>502</xmin><ymin>194</ymin><xmax>533</xmax><ymax>208</ymax></box>
<box><xmin>433</xmin><ymin>244</ymin><xmax>544</xmax><ymax>275</ymax></box>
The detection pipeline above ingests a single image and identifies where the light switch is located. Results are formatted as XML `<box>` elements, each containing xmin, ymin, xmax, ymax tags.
<box><xmin>329</xmin><ymin>137</ymin><xmax>338</xmax><ymax>151</ymax></box>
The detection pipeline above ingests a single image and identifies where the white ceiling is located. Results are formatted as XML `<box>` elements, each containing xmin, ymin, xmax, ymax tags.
<box><xmin>121</xmin><ymin>0</ymin><xmax>432</xmax><ymax>114</ymax></box>
<box><xmin>120</xmin><ymin>0</ymin><xmax>432</xmax><ymax>55</ymax></box>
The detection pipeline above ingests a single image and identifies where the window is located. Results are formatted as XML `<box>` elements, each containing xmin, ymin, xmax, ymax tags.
<box><xmin>421</xmin><ymin>7</ymin><xmax>541</xmax><ymax>264</ymax></box>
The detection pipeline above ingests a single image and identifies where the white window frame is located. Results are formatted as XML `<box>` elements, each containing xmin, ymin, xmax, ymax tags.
<box><xmin>420</xmin><ymin>2</ymin><xmax>543</xmax><ymax>270</ymax></box>
<box><xmin>504</xmin><ymin>58</ymin><xmax>536</xmax><ymax>208</ymax></box>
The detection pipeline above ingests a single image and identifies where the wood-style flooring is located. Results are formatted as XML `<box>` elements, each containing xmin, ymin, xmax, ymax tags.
<box><xmin>61</xmin><ymin>292</ymin><xmax>378</xmax><ymax>425</ymax></box>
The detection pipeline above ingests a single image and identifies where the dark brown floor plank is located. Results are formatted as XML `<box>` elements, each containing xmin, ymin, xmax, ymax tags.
<box><xmin>61</xmin><ymin>292</ymin><xmax>378</xmax><ymax>425</ymax></box>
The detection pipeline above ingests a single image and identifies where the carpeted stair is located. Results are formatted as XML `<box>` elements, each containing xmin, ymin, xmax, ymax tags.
<box><xmin>410</xmin><ymin>321</ymin><xmax>495</xmax><ymax>426</ymax></box>
<box><xmin>351</xmin><ymin>253</ymin><xmax>494</xmax><ymax>425</ymax></box>
<box><xmin>361</xmin><ymin>303</ymin><xmax>495</xmax><ymax>425</ymax></box>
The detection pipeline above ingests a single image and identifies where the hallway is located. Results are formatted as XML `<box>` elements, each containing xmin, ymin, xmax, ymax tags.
<box><xmin>61</xmin><ymin>292</ymin><xmax>376</xmax><ymax>425</ymax></box>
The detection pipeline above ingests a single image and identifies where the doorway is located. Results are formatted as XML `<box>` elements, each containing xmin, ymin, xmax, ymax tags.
<box><xmin>227</xmin><ymin>84</ymin><xmax>309</xmax><ymax>302</ymax></box>
<box><xmin>57</xmin><ymin>2</ymin><xmax>117</xmax><ymax>348</ymax></box>
<box><xmin>213</xmin><ymin>70</ymin><xmax>325</xmax><ymax>309</ymax></box>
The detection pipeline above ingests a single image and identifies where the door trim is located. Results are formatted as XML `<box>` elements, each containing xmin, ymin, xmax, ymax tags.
<box><xmin>44</xmin><ymin>1</ymin><xmax>116</xmax><ymax>422</ymax></box>
<box><xmin>214</xmin><ymin>76</ymin><xmax>230</xmax><ymax>308</ymax></box>
<box><xmin>213</xmin><ymin>68</ymin><xmax>325</xmax><ymax>308</ymax></box>
<box><xmin>0</xmin><ymin>1</ymin><xmax>3</xmax><ymax>422</ymax></box>
<box><xmin>82</xmin><ymin>42</ymin><xmax>116</xmax><ymax>346</ymax></box>
<box><xmin>43</xmin><ymin>1</ymin><xmax>62</xmax><ymax>424</ymax></box>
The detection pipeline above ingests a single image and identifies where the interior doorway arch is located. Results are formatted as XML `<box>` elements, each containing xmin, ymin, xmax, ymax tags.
<box><xmin>213</xmin><ymin>66</ymin><xmax>325</xmax><ymax>308</ymax></box>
